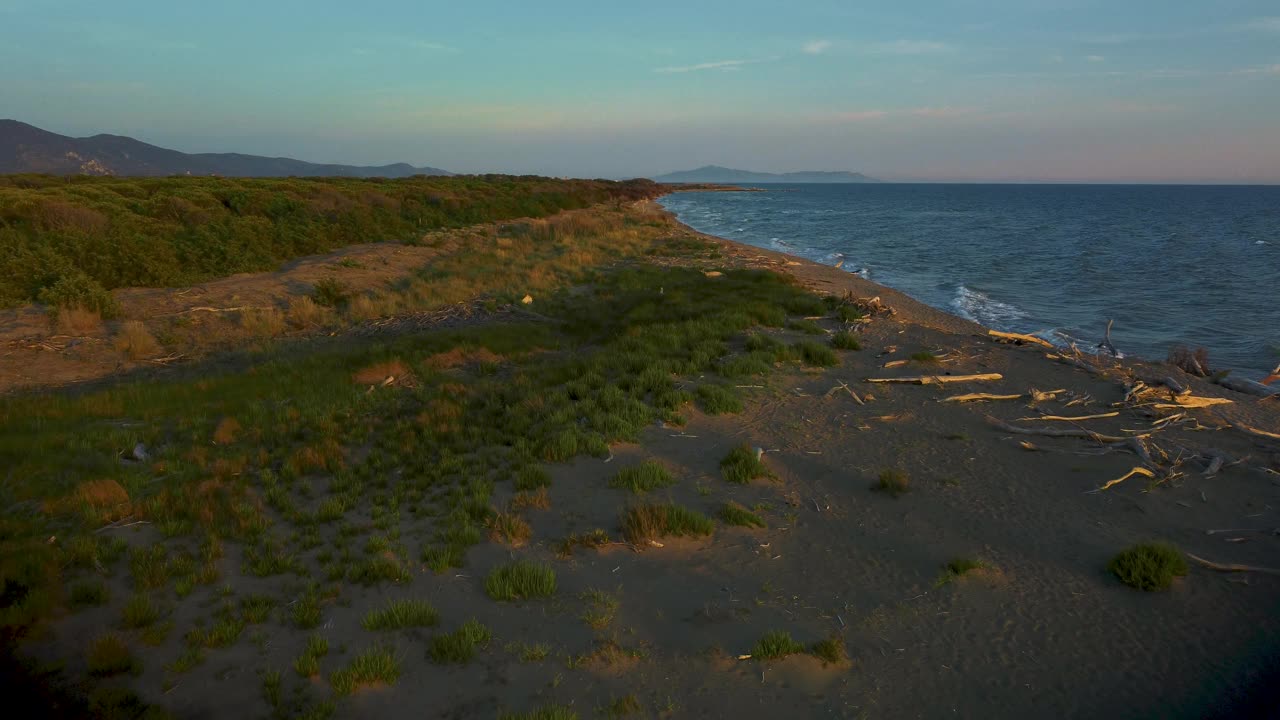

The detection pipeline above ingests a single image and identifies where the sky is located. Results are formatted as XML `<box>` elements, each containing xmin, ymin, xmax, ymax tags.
<box><xmin>1</xmin><ymin>0</ymin><xmax>1278</xmax><ymax>182</ymax></box>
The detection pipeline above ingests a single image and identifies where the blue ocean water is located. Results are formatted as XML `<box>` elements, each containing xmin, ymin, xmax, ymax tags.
<box><xmin>660</xmin><ymin>184</ymin><xmax>1280</xmax><ymax>377</ymax></box>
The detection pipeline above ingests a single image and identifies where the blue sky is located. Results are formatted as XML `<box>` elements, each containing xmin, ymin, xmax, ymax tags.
<box><xmin>2</xmin><ymin>0</ymin><xmax>1278</xmax><ymax>181</ymax></box>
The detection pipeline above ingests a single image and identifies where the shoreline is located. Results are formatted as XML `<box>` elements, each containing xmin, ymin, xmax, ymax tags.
<box><xmin>656</xmin><ymin>187</ymin><xmax>1280</xmax><ymax>385</ymax></box>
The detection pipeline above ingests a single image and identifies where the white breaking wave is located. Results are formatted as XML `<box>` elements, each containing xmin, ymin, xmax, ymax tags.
<box><xmin>951</xmin><ymin>285</ymin><xmax>1030</xmax><ymax>327</ymax></box>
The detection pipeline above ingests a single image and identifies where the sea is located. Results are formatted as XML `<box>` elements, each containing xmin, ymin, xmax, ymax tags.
<box><xmin>659</xmin><ymin>184</ymin><xmax>1280</xmax><ymax>378</ymax></box>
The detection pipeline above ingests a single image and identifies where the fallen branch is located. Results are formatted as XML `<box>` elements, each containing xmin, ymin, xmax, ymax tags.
<box><xmin>866</xmin><ymin>373</ymin><xmax>1002</xmax><ymax>385</ymax></box>
<box><xmin>1098</xmin><ymin>319</ymin><xmax>1118</xmax><ymax>357</ymax></box>
<box><xmin>1186</xmin><ymin>553</ymin><xmax>1280</xmax><ymax>577</ymax></box>
<box><xmin>941</xmin><ymin>393</ymin><xmax>1023</xmax><ymax>403</ymax></box>
<box><xmin>1215</xmin><ymin>375</ymin><xmax>1280</xmax><ymax>398</ymax></box>
<box><xmin>1088</xmin><ymin>466</ymin><xmax>1155</xmax><ymax>493</ymax></box>
<box><xmin>1017</xmin><ymin>412</ymin><xmax>1119</xmax><ymax>422</ymax></box>
<box><xmin>159</xmin><ymin>305</ymin><xmax>268</xmax><ymax>317</ymax></box>
<box><xmin>1152</xmin><ymin>396</ymin><xmax>1233</xmax><ymax>410</ymax></box>
<box><xmin>988</xmin><ymin>330</ymin><xmax>1054</xmax><ymax>349</ymax></box>
<box><xmin>1205</xmin><ymin>528</ymin><xmax>1280</xmax><ymax>536</ymax></box>
<box><xmin>985</xmin><ymin>416</ymin><xmax>1144</xmax><ymax>444</ymax></box>
<box><xmin>1224</xmin><ymin>420</ymin><xmax>1280</xmax><ymax>442</ymax></box>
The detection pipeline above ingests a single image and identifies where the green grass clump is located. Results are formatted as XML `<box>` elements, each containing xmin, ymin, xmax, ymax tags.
<box><xmin>720</xmin><ymin>444</ymin><xmax>772</xmax><ymax>484</ymax></box>
<box><xmin>70</xmin><ymin>581</ymin><xmax>109</xmax><ymax>608</ymax></box>
<box><xmin>499</xmin><ymin>705</ymin><xmax>579</xmax><ymax>720</ymax></box>
<box><xmin>719</xmin><ymin>502</ymin><xmax>766</xmax><ymax>528</ymax></box>
<box><xmin>428</xmin><ymin>619</ymin><xmax>492</xmax><ymax>663</ymax></box>
<box><xmin>121</xmin><ymin>593</ymin><xmax>161</xmax><ymax>628</ymax></box>
<box><xmin>485</xmin><ymin>560</ymin><xmax>557</xmax><ymax>601</ymax></box>
<box><xmin>752</xmin><ymin>630</ymin><xmax>806</xmax><ymax>660</ymax></box>
<box><xmin>1108</xmin><ymin>542</ymin><xmax>1188</xmax><ymax>591</ymax></box>
<box><xmin>718</xmin><ymin>352</ymin><xmax>774</xmax><ymax>378</ymax></box>
<box><xmin>830</xmin><ymin>331</ymin><xmax>862</xmax><ymax>350</ymax></box>
<box><xmin>621</xmin><ymin>503</ymin><xmax>715</xmax><ymax>545</ymax></box>
<box><xmin>600</xmin><ymin>694</ymin><xmax>642</xmax><ymax>718</ymax></box>
<box><xmin>935</xmin><ymin>557</ymin><xmax>988</xmax><ymax>587</ymax></box>
<box><xmin>348</xmin><ymin>555</ymin><xmax>412</xmax><ymax>585</ymax></box>
<box><xmin>795</xmin><ymin>340</ymin><xmax>839</xmax><ymax>367</ymax></box>
<box><xmin>362</xmin><ymin>599</ymin><xmax>440</xmax><ymax>630</ymax></box>
<box><xmin>787</xmin><ymin>318</ymin><xmax>825</xmax><ymax>335</ymax></box>
<box><xmin>744</xmin><ymin>332</ymin><xmax>783</xmax><ymax>353</ymax></box>
<box><xmin>811</xmin><ymin>634</ymin><xmax>847</xmax><ymax>664</ymax></box>
<box><xmin>873</xmin><ymin>469</ymin><xmax>910</xmax><ymax>497</ymax></box>
<box><xmin>87</xmin><ymin>633</ymin><xmax>139</xmax><ymax>676</ymax></box>
<box><xmin>329</xmin><ymin>646</ymin><xmax>400</xmax><ymax>696</ymax></box>
<box><xmin>310</xmin><ymin>278</ymin><xmax>350</xmax><ymax>308</ymax></box>
<box><xmin>835</xmin><ymin>305</ymin><xmax>864</xmax><ymax>322</ymax></box>
<box><xmin>293</xmin><ymin>634</ymin><xmax>330</xmax><ymax>678</ymax></box>
<box><xmin>910</xmin><ymin>351</ymin><xmax>940</xmax><ymax>364</ymax></box>
<box><xmin>514</xmin><ymin>466</ymin><xmax>552</xmax><ymax>491</ymax></box>
<box><xmin>609</xmin><ymin>460</ymin><xmax>675</xmax><ymax>494</ymax></box>
<box><xmin>695</xmin><ymin>384</ymin><xmax>743</xmax><ymax>414</ymax></box>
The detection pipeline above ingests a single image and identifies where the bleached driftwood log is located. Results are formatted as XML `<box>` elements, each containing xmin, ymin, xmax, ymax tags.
<box><xmin>866</xmin><ymin>373</ymin><xmax>1002</xmax><ymax>385</ymax></box>
<box><xmin>988</xmin><ymin>330</ymin><xmax>1054</xmax><ymax>349</ymax></box>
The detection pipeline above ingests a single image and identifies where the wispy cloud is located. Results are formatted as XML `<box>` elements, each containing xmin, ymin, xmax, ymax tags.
<box><xmin>1086</xmin><ymin>55</ymin><xmax>1105</xmax><ymax>62</ymax></box>
<box><xmin>413</xmin><ymin>40</ymin><xmax>458</xmax><ymax>52</ymax></box>
<box><xmin>1240</xmin><ymin>17</ymin><xmax>1280</xmax><ymax>32</ymax></box>
<box><xmin>1234</xmin><ymin>64</ymin><xmax>1280</xmax><ymax>75</ymax></box>
<box><xmin>654</xmin><ymin>57</ymin><xmax>774</xmax><ymax>73</ymax></box>
<box><xmin>864</xmin><ymin>40</ymin><xmax>950</xmax><ymax>55</ymax></box>
<box><xmin>802</xmin><ymin>39</ymin><xmax>832</xmax><ymax>55</ymax></box>
<box><xmin>825</xmin><ymin>106</ymin><xmax>977</xmax><ymax>122</ymax></box>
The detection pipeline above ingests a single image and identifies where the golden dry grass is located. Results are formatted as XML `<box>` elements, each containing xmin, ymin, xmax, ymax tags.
<box><xmin>353</xmin><ymin>360</ymin><xmax>412</xmax><ymax>387</ymax></box>
<box><xmin>286</xmin><ymin>296</ymin><xmax>326</xmax><ymax>329</ymax></box>
<box><xmin>113</xmin><ymin>320</ymin><xmax>160</xmax><ymax>360</ymax></box>
<box><xmin>212</xmin><ymin>417</ymin><xmax>241</xmax><ymax>445</ymax></box>
<box><xmin>425</xmin><ymin>347</ymin><xmax>504</xmax><ymax>371</ymax></box>
<box><xmin>239</xmin><ymin>307</ymin><xmax>285</xmax><ymax>338</ymax></box>
<box><xmin>54</xmin><ymin>306</ymin><xmax>104</xmax><ymax>335</ymax></box>
<box><xmin>46</xmin><ymin>479</ymin><xmax>132</xmax><ymax>524</ymax></box>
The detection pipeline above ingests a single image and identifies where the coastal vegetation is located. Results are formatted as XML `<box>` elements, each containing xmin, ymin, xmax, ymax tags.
<box><xmin>0</xmin><ymin>174</ymin><xmax>661</xmax><ymax>311</ymax></box>
<box><xmin>1108</xmin><ymin>543</ymin><xmax>1188</xmax><ymax>591</ymax></box>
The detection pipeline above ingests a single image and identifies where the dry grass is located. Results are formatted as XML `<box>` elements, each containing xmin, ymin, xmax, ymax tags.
<box><xmin>113</xmin><ymin>320</ymin><xmax>160</xmax><ymax>360</ymax></box>
<box><xmin>54</xmin><ymin>306</ymin><xmax>104</xmax><ymax>335</ymax></box>
<box><xmin>425</xmin><ymin>347</ymin><xmax>504</xmax><ymax>371</ymax></box>
<box><xmin>509</xmin><ymin>487</ymin><xmax>551</xmax><ymax>511</ymax></box>
<box><xmin>346</xmin><ymin>294</ymin><xmax>383</xmax><ymax>322</ymax></box>
<box><xmin>239</xmin><ymin>307</ymin><xmax>285</xmax><ymax>338</ymax></box>
<box><xmin>212</xmin><ymin>417</ymin><xmax>241</xmax><ymax>445</ymax></box>
<box><xmin>46</xmin><ymin>479</ymin><xmax>132</xmax><ymax>524</ymax></box>
<box><xmin>286</xmin><ymin>295</ymin><xmax>327</xmax><ymax>329</ymax></box>
<box><xmin>353</xmin><ymin>359</ymin><xmax>412</xmax><ymax>387</ymax></box>
<box><xmin>487</xmin><ymin>510</ymin><xmax>532</xmax><ymax>547</ymax></box>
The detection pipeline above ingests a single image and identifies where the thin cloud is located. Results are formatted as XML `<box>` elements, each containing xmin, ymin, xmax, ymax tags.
<box><xmin>864</xmin><ymin>40</ymin><xmax>950</xmax><ymax>55</ymax></box>
<box><xmin>802</xmin><ymin>39</ymin><xmax>832</xmax><ymax>55</ymax></box>
<box><xmin>414</xmin><ymin>40</ymin><xmax>458</xmax><ymax>52</ymax></box>
<box><xmin>1086</xmin><ymin>55</ymin><xmax>1105</xmax><ymax>62</ymax></box>
<box><xmin>654</xmin><ymin>57</ymin><xmax>774</xmax><ymax>73</ymax></box>
<box><xmin>825</xmin><ymin>106</ymin><xmax>978</xmax><ymax>122</ymax></box>
<box><xmin>1240</xmin><ymin>17</ymin><xmax>1280</xmax><ymax>32</ymax></box>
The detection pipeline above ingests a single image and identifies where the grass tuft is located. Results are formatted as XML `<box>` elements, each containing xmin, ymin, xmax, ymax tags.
<box><xmin>499</xmin><ymin>705</ymin><xmax>579</xmax><ymax>720</ymax></box>
<box><xmin>293</xmin><ymin>634</ymin><xmax>330</xmax><ymax>678</ymax></box>
<box><xmin>752</xmin><ymin>630</ymin><xmax>806</xmax><ymax>660</ymax></box>
<box><xmin>830</xmin><ymin>331</ymin><xmax>862</xmax><ymax>350</ymax></box>
<box><xmin>428</xmin><ymin>619</ymin><xmax>492</xmax><ymax>663</ymax></box>
<box><xmin>485</xmin><ymin>560</ymin><xmax>557</xmax><ymax>601</ymax></box>
<box><xmin>621</xmin><ymin>503</ymin><xmax>714</xmax><ymax>546</ymax></box>
<box><xmin>795</xmin><ymin>340</ymin><xmax>838</xmax><ymax>367</ymax></box>
<box><xmin>935</xmin><ymin>556</ymin><xmax>988</xmax><ymax>587</ymax></box>
<box><xmin>873</xmin><ymin>468</ymin><xmax>910</xmax><ymax>497</ymax></box>
<box><xmin>329</xmin><ymin>646</ymin><xmax>400</xmax><ymax>696</ymax></box>
<box><xmin>719</xmin><ymin>501</ymin><xmax>766</xmax><ymax>528</ymax></box>
<box><xmin>695</xmin><ymin>384</ymin><xmax>742</xmax><ymax>415</ymax></box>
<box><xmin>87</xmin><ymin>633</ymin><xmax>139</xmax><ymax>676</ymax></box>
<box><xmin>1108</xmin><ymin>542</ymin><xmax>1188</xmax><ymax>591</ymax></box>
<box><xmin>720</xmin><ymin>444</ymin><xmax>772</xmax><ymax>484</ymax></box>
<box><xmin>609</xmin><ymin>460</ymin><xmax>675</xmax><ymax>494</ymax></box>
<box><xmin>811</xmin><ymin>634</ymin><xmax>847</xmax><ymax>664</ymax></box>
<box><xmin>362</xmin><ymin>599</ymin><xmax>440</xmax><ymax>630</ymax></box>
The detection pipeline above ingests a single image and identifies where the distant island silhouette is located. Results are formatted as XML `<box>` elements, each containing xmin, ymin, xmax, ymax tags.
<box><xmin>652</xmin><ymin>165</ymin><xmax>879</xmax><ymax>184</ymax></box>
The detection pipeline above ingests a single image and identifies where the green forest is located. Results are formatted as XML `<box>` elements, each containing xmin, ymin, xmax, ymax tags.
<box><xmin>0</xmin><ymin>174</ymin><xmax>661</xmax><ymax>314</ymax></box>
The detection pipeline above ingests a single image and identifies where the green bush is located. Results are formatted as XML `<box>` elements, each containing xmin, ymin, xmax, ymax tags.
<box><xmin>795</xmin><ymin>340</ymin><xmax>838</xmax><ymax>367</ymax></box>
<box><xmin>830</xmin><ymin>331</ymin><xmax>861</xmax><ymax>350</ymax></box>
<box><xmin>1108</xmin><ymin>542</ymin><xmax>1187</xmax><ymax>591</ymax></box>
<box><xmin>485</xmin><ymin>560</ymin><xmax>557</xmax><ymax>601</ymax></box>
<box><xmin>310</xmin><ymin>278</ymin><xmax>349</xmax><ymax>308</ymax></box>
<box><xmin>720</xmin><ymin>444</ymin><xmax>772</xmax><ymax>484</ymax></box>
<box><xmin>695</xmin><ymin>384</ymin><xmax>742</xmax><ymax>414</ymax></box>
<box><xmin>609</xmin><ymin>461</ymin><xmax>674</xmax><ymax>494</ymax></box>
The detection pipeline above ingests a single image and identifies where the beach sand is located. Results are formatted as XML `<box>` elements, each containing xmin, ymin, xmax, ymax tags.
<box><xmin>6</xmin><ymin>199</ymin><xmax>1280</xmax><ymax>719</ymax></box>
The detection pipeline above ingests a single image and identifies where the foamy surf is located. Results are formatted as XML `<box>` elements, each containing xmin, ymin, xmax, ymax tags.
<box><xmin>950</xmin><ymin>285</ymin><xmax>1029</xmax><ymax>327</ymax></box>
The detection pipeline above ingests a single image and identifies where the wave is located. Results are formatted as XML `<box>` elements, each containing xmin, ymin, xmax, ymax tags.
<box><xmin>950</xmin><ymin>285</ymin><xmax>1030</xmax><ymax>328</ymax></box>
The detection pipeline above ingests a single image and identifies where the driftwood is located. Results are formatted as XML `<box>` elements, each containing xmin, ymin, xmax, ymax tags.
<box><xmin>866</xmin><ymin>373</ymin><xmax>1002</xmax><ymax>385</ymax></box>
<box><xmin>824</xmin><ymin>380</ymin><xmax>865</xmax><ymax>405</ymax></box>
<box><xmin>1089</xmin><ymin>467</ymin><xmax>1155</xmax><ymax>493</ymax></box>
<box><xmin>1151</xmin><ymin>396</ymin><xmax>1233</xmax><ymax>410</ymax></box>
<box><xmin>988</xmin><ymin>330</ymin><xmax>1054</xmax><ymax>349</ymax></box>
<box><xmin>1186</xmin><ymin>553</ymin><xmax>1280</xmax><ymax>577</ymax></box>
<box><xmin>1017</xmin><ymin>412</ymin><xmax>1119</xmax><ymax>422</ymax></box>
<box><xmin>942</xmin><ymin>393</ymin><xmax>1023</xmax><ymax>403</ymax></box>
<box><xmin>1226</xmin><ymin>421</ymin><xmax>1280</xmax><ymax>441</ymax></box>
<box><xmin>1205</xmin><ymin>528</ymin><xmax>1280</xmax><ymax>536</ymax></box>
<box><xmin>986</xmin><ymin>416</ymin><xmax>1152</xmax><ymax>445</ymax></box>
<box><xmin>159</xmin><ymin>305</ymin><xmax>268</xmax><ymax>317</ymax></box>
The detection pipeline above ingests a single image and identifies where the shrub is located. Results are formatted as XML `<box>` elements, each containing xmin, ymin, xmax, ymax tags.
<box><xmin>287</xmin><ymin>295</ymin><xmax>326</xmax><ymax>329</ymax></box>
<box><xmin>830</xmin><ymin>331</ymin><xmax>861</xmax><ymax>350</ymax></box>
<box><xmin>514</xmin><ymin>466</ymin><xmax>551</xmax><ymax>491</ymax></box>
<box><xmin>873</xmin><ymin>469</ymin><xmax>910</xmax><ymax>497</ymax></box>
<box><xmin>695</xmin><ymin>384</ymin><xmax>742</xmax><ymax>415</ymax></box>
<box><xmin>428</xmin><ymin>618</ymin><xmax>492</xmax><ymax>663</ymax></box>
<box><xmin>811</xmin><ymin>634</ymin><xmax>847</xmax><ymax>664</ymax></box>
<box><xmin>310</xmin><ymin>278</ymin><xmax>350</xmax><ymax>308</ymax></box>
<box><xmin>752</xmin><ymin>630</ymin><xmax>805</xmax><ymax>660</ymax></box>
<box><xmin>620</xmin><ymin>503</ymin><xmax>714</xmax><ymax>545</ymax></box>
<box><xmin>720</xmin><ymin>444</ymin><xmax>772</xmax><ymax>484</ymax></box>
<box><xmin>54</xmin><ymin>306</ymin><xmax>104</xmax><ymax>335</ymax></box>
<box><xmin>835</xmin><ymin>305</ymin><xmax>864</xmax><ymax>322</ymax></box>
<box><xmin>37</xmin><ymin>273</ymin><xmax>119</xmax><ymax>319</ymax></box>
<box><xmin>487</xmin><ymin>510</ymin><xmax>532</xmax><ymax>546</ymax></box>
<box><xmin>609</xmin><ymin>461</ymin><xmax>674</xmax><ymax>494</ymax></box>
<box><xmin>719</xmin><ymin>502</ymin><xmax>766</xmax><ymax>528</ymax></box>
<box><xmin>787</xmin><ymin>319</ymin><xmax>825</xmax><ymax>335</ymax></box>
<box><xmin>485</xmin><ymin>560</ymin><xmax>557</xmax><ymax>601</ymax></box>
<box><xmin>113</xmin><ymin>320</ymin><xmax>161</xmax><ymax>360</ymax></box>
<box><xmin>1108</xmin><ymin>542</ymin><xmax>1188</xmax><ymax>591</ymax></box>
<box><xmin>910</xmin><ymin>351</ymin><xmax>939</xmax><ymax>364</ymax></box>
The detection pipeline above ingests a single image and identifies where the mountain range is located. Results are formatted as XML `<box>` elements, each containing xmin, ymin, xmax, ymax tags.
<box><xmin>0</xmin><ymin>120</ymin><xmax>451</xmax><ymax>178</ymax></box>
<box><xmin>651</xmin><ymin>165</ymin><xmax>878</xmax><ymax>184</ymax></box>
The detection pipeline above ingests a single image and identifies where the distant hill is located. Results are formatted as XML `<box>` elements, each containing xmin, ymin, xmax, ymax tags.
<box><xmin>652</xmin><ymin>165</ymin><xmax>878</xmax><ymax>184</ymax></box>
<box><xmin>0</xmin><ymin>119</ymin><xmax>452</xmax><ymax>178</ymax></box>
